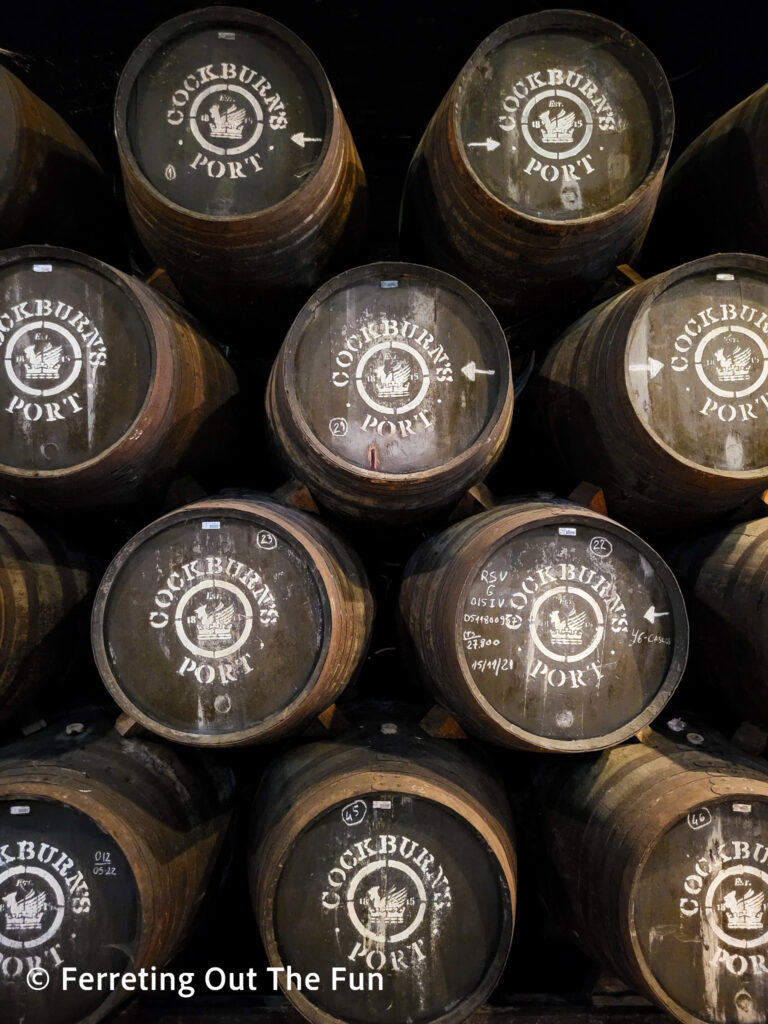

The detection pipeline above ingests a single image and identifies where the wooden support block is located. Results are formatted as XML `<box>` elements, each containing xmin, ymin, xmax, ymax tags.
<box><xmin>448</xmin><ymin>483</ymin><xmax>498</xmax><ymax>523</ymax></box>
<box><xmin>302</xmin><ymin>704</ymin><xmax>352</xmax><ymax>738</ymax></box>
<box><xmin>419</xmin><ymin>704</ymin><xmax>468</xmax><ymax>739</ymax></box>
<box><xmin>144</xmin><ymin>267</ymin><xmax>185</xmax><ymax>304</ymax></box>
<box><xmin>616</xmin><ymin>264</ymin><xmax>646</xmax><ymax>286</ymax></box>
<box><xmin>568</xmin><ymin>481</ymin><xmax>608</xmax><ymax>515</ymax></box>
<box><xmin>272</xmin><ymin>479</ymin><xmax>320</xmax><ymax>514</ymax></box>
<box><xmin>115</xmin><ymin>713</ymin><xmax>147</xmax><ymax>738</ymax></box>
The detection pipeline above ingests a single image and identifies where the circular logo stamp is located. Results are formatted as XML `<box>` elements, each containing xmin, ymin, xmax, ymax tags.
<box><xmin>695</xmin><ymin>326</ymin><xmax>768</xmax><ymax>399</ymax></box>
<box><xmin>705</xmin><ymin>865</ymin><xmax>768</xmax><ymax>950</ymax></box>
<box><xmin>529</xmin><ymin>586</ymin><xmax>605</xmax><ymax>664</ymax></box>
<box><xmin>355</xmin><ymin>341</ymin><xmax>431</xmax><ymax>416</ymax></box>
<box><xmin>174</xmin><ymin>579</ymin><xmax>253</xmax><ymax>660</ymax></box>
<box><xmin>189</xmin><ymin>83</ymin><xmax>264</xmax><ymax>156</ymax></box>
<box><xmin>0</xmin><ymin>865</ymin><xmax>66</xmax><ymax>951</ymax></box>
<box><xmin>346</xmin><ymin>859</ymin><xmax>427</xmax><ymax>944</ymax></box>
<box><xmin>521</xmin><ymin>89</ymin><xmax>593</xmax><ymax>161</ymax></box>
<box><xmin>4</xmin><ymin>321</ymin><xmax>82</xmax><ymax>398</ymax></box>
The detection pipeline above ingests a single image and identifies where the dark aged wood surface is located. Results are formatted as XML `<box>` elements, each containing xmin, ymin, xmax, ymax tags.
<box><xmin>0</xmin><ymin>246</ymin><xmax>239</xmax><ymax>509</ymax></box>
<box><xmin>115</xmin><ymin>6</ymin><xmax>366</xmax><ymax>339</ymax></box>
<box><xmin>536</xmin><ymin>722</ymin><xmax>768</xmax><ymax>1024</ymax></box>
<box><xmin>0</xmin><ymin>712</ymin><xmax>233</xmax><ymax>1024</ymax></box>
<box><xmin>400</xmin><ymin>501</ymin><xmax>688</xmax><ymax>752</ymax></box>
<box><xmin>267</xmin><ymin>262</ymin><xmax>513</xmax><ymax>523</ymax></box>
<box><xmin>669</xmin><ymin>517</ymin><xmax>768</xmax><ymax>730</ymax></box>
<box><xmin>249</xmin><ymin>726</ymin><xmax>516</xmax><ymax>1024</ymax></box>
<box><xmin>91</xmin><ymin>495</ymin><xmax>373</xmax><ymax>747</ymax></box>
<box><xmin>538</xmin><ymin>254</ymin><xmax>768</xmax><ymax>533</ymax></box>
<box><xmin>0</xmin><ymin>510</ymin><xmax>91</xmax><ymax>725</ymax></box>
<box><xmin>644</xmin><ymin>84</ymin><xmax>768</xmax><ymax>271</ymax></box>
<box><xmin>399</xmin><ymin>9</ymin><xmax>674</xmax><ymax>350</ymax></box>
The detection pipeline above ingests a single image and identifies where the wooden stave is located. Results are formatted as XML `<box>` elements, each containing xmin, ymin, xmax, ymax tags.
<box><xmin>538</xmin><ymin>254</ymin><xmax>768</xmax><ymax>532</ymax></box>
<box><xmin>248</xmin><ymin>727</ymin><xmax>517</xmax><ymax>1024</ymax></box>
<box><xmin>399</xmin><ymin>500</ymin><xmax>689</xmax><ymax>753</ymax></box>
<box><xmin>0</xmin><ymin>246</ymin><xmax>239</xmax><ymax>509</ymax></box>
<box><xmin>90</xmin><ymin>495</ymin><xmax>374</xmax><ymax>747</ymax></box>
<box><xmin>0</xmin><ymin>510</ymin><xmax>91</xmax><ymax>725</ymax></box>
<box><xmin>266</xmin><ymin>261</ymin><xmax>515</xmax><ymax>524</ymax></box>
<box><xmin>535</xmin><ymin>726</ymin><xmax>768</xmax><ymax>1024</ymax></box>
<box><xmin>114</xmin><ymin>5</ymin><xmax>366</xmax><ymax>334</ymax></box>
<box><xmin>399</xmin><ymin>9</ymin><xmax>674</xmax><ymax>341</ymax></box>
<box><xmin>0</xmin><ymin>711</ymin><xmax>234</xmax><ymax>1024</ymax></box>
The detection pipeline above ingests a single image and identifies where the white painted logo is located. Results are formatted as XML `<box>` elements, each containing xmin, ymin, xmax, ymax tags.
<box><xmin>0</xmin><ymin>840</ymin><xmax>91</xmax><ymax>976</ymax></box>
<box><xmin>696</xmin><ymin>327</ymin><xmax>768</xmax><ymax>399</ymax></box>
<box><xmin>530</xmin><ymin>586</ymin><xmax>605</xmax><ymax>663</ymax></box>
<box><xmin>321</xmin><ymin>832</ymin><xmax>451</xmax><ymax>976</ymax></box>
<box><xmin>0</xmin><ymin>300</ymin><xmax>107</xmax><ymax>424</ymax></box>
<box><xmin>149</xmin><ymin>554</ymin><xmax>278</xmax><ymax>700</ymax></box>
<box><xmin>329</xmin><ymin>315</ymin><xmax>457</xmax><ymax>441</ymax></box>
<box><xmin>165</xmin><ymin>62</ymin><xmax>292</xmax><ymax>182</ymax></box>
<box><xmin>497</xmin><ymin>68</ymin><xmax>617</xmax><ymax>185</ymax></box>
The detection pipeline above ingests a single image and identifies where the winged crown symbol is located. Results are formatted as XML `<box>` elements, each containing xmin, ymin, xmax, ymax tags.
<box><xmin>22</xmin><ymin>342</ymin><xmax>63</xmax><ymax>380</ymax></box>
<box><xmin>714</xmin><ymin>345</ymin><xmax>753</xmax><ymax>381</ymax></box>
<box><xmin>208</xmin><ymin>103</ymin><xmax>247</xmax><ymax>140</ymax></box>
<box><xmin>550</xmin><ymin>606</ymin><xmax>588</xmax><ymax>644</ymax></box>
<box><xmin>366</xmin><ymin>885</ymin><xmax>409</xmax><ymax>925</ymax></box>
<box><xmin>195</xmin><ymin>600</ymin><xmax>235</xmax><ymax>642</ymax></box>
<box><xmin>2</xmin><ymin>880</ymin><xmax>48</xmax><ymax>931</ymax></box>
<box><xmin>372</xmin><ymin>358</ymin><xmax>412</xmax><ymax>399</ymax></box>
<box><xmin>723</xmin><ymin>887</ymin><xmax>766</xmax><ymax>931</ymax></box>
<box><xmin>539</xmin><ymin>108</ymin><xmax>577</xmax><ymax>144</ymax></box>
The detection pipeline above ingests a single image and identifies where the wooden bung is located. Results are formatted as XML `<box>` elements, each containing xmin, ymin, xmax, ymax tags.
<box><xmin>114</xmin><ymin>5</ymin><xmax>366</xmax><ymax>336</ymax></box>
<box><xmin>0</xmin><ymin>246</ymin><xmax>238</xmax><ymax>509</ymax></box>
<box><xmin>0</xmin><ymin>711</ymin><xmax>233</xmax><ymax>1023</ymax></box>
<box><xmin>399</xmin><ymin>9</ymin><xmax>673</xmax><ymax>350</ymax></box>
<box><xmin>249</xmin><ymin>723</ymin><xmax>516</xmax><ymax>1024</ymax></box>
<box><xmin>538</xmin><ymin>254</ymin><xmax>768</xmax><ymax>532</ymax></box>
<box><xmin>267</xmin><ymin>261</ymin><xmax>514</xmax><ymax>523</ymax></box>
<box><xmin>535</xmin><ymin>721</ymin><xmax>768</xmax><ymax>1024</ymax></box>
<box><xmin>0</xmin><ymin>510</ymin><xmax>91</xmax><ymax>726</ymax></box>
<box><xmin>91</xmin><ymin>495</ymin><xmax>373</xmax><ymax>747</ymax></box>
<box><xmin>399</xmin><ymin>500</ymin><xmax>688</xmax><ymax>752</ymax></box>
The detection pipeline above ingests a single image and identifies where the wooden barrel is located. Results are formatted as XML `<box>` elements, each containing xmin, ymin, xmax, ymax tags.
<box><xmin>0</xmin><ymin>66</ymin><xmax>115</xmax><ymax>257</ymax></box>
<box><xmin>399</xmin><ymin>500</ymin><xmax>688</xmax><ymax>752</ymax></box>
<box><xmin>91</xmin><ymin>494</ymin><xmax>373</xmax><ymax>746</ymax></box>
<box><xmin>645</xmin><ymin>84</ymin><xmax>768</xmax><ymax>270</ymax></box>
<box><xmin>267</xmin><ymin>262</ymin><xmax>514</xmax><ymax>523</ymax></box>
<box><xmin>249</xmin><ymin>722</ymin><xmax>516</xmax><ymax>1024</ymax></box>
<box><xmin>0</xmin><ymin>246</ymin><xmax>238</xmax><ymax>509</ymax></box>
<box><xmin>399</xmin><ymin>9</ymin><xmax>673</xmax><ymax>350</ymax></box>
<box><xmin>538</xmin><ymin>254</ymin><xmax>768</xmax><ymax>532</ymax></box>
<box><xmin>0</xmin><ymin>510</ymin><xmax>91</xmax><ymax>726</ymax></box>
<box><xmin>114</xmin><ymin>6</ymin><xmax>366</xmax><ymax>337</ymax></box>
<box><xmin>536</xmin><ymin>720</ymin><xmax>768</xmax><ymax>1024</ymax></box>
<box><xmin>667</xmin><ymin>517</ymin><xmax>768</xmax><ymax>729</ymax></box>
<box><xmin>0</xmin><ymin>709</ymin><xmax>233</xmax><ymax>1024</ymax></box>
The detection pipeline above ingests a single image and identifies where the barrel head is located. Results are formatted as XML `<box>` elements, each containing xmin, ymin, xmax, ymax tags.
<box><xmin>0</xmin><ymin>797</ymin><xmax>138</xmax><ymax>1023</ymax></box>
<box><xmin>281</xmin><ymin>262</ymin><xmax>511</xmax><ymax>480</ymax></box>
<box><xmin>456</xmin><ymin>11</ymin><xmax>667</xmax><ymax>220</ymax></box>
<box><xmin>633</xmin><ymin>796</ymin><xmax>768</xmax><ymax>1022</ymax></box>
<box><xmin>626</xmin><ymin>257</ymin><xmax>768</xmax><ymax>475</ymax></box>
<box><xmin>93</xmin><ymin>503</ymin><xmax>329</xmax><ymax>745</ymax></box>
<box><xmin>0</xmin><ymin>250</ymin><xmax>153</xmax><ymax>476</ymax></box>
<box><xmin>119</xmin><ymin>7</ymin><xmax>330</xmax><ymax>216</ymax></box>
<box><xmin>273</xmin><ymin>792</ymin><xmax>510</xmax><ymax>1022</ymax></box>
<box><xmin>457</xmin><ymin>512</ymin><xmax>687</xmax><ymax>748</ymax></box>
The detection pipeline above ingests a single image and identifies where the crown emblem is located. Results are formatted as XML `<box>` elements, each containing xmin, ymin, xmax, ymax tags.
<box><xmin>192</xmin><ymin>600</ymin><xmax>235</xmax><ymax>643</ymax></box>
<box><xmin>538</xmin><ymin>108</ymin><xmax>577</xmax><ymax>144</ymax></box>
<box><xmin>365</xmin><ymin>885</ymin><xmax>409</xmax><ymax>926</ymax></box>
<box><xmin>206</xmin><ymin>103</ymin><xmax>247</xmax><ymax>140</ymax></box>
<box><xmin>21</xmin><ymin>342</ymin><xmax>63</xmax><ymax>380</ymax></box>
<box><xmin>714</xmin><ymin>345</ymin><xmax>753</xmax><ymax>382</ymax></box>
<box><xmin>550</xmin><ymin>606</ymin><xmax>588</xmax><ymax>645</ymax></box>
<box><xmin>2</xmin><ymin>881</ymin><xmax>48</xmax><ymax>932</ymax></box>
<box><xmin>371</xmin><ymin>358</ymin><xmax>412</xmax><ymax>400</ymax></box>
<box><xmin>722</xmin><ymin>888</ymin><xmax>766</xmax><ymax>931</ymax></box>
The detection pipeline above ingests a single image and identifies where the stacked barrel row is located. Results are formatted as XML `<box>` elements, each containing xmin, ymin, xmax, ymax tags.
<box><xmin>0</xmin><ymin>5</ymin><xmax>766</xmax><ymax>1024</ymax></box>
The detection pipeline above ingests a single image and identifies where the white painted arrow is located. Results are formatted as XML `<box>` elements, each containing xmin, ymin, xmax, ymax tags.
<box><xmin>644</xmin><ymin>606</ymin><xmax>670</xmax><ymax>624</ymax></box>
<box><xmin>461</xmin><ymin>361</ymin><xmax>496</xmax><ymax>382</ymax></box>
<box><xmin>467</xmin><ymin>138</ymin><xmax>500</xmax><ymax>151</ymax></box>
<box><xmin>629</xmin><ymin>357</ymin><xmax>665</xmax><ymax>380</ymax></box>
<box><xmin>291</xmin><ymin>132</ymin><xmax>323</xmax><ymax>148</ymax></box>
